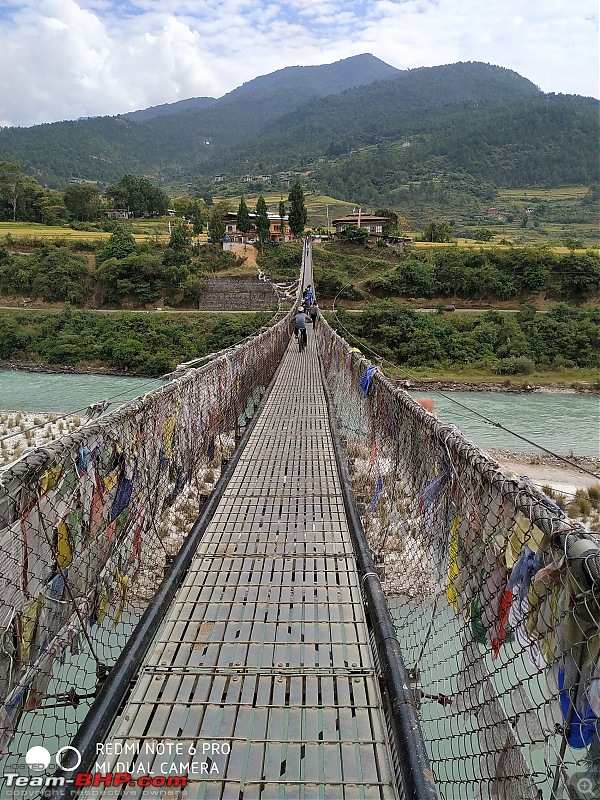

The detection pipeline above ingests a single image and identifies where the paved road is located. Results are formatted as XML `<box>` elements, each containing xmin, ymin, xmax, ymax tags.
<box><xmin>0</xmin><ymin>305</ymin><xmax>548</xmax><ymax>315</ymax></box>
<box><xmin>0</xmin><ymin>306</ymin><xmax>271</xmax><ymax>314</ymax></box>
<box><xmin>344</xmin><ymin>307</ymin><xmax>547</xmax><ymax>314</ymax></box>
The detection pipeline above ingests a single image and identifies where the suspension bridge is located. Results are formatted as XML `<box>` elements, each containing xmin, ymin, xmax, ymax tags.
<box><xmin>0</xmin><ymin>240</ymin><xmax>598</xmax><ymax>800</ymax></box>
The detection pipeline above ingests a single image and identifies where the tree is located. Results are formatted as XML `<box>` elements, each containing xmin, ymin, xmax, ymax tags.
<box><xmin>105</xmin><ymin>174</ymin><xmax>169</xmax><ymax>217</ymax></box>
<box><xmin>110</xmin><ymin>338</ymin><xmax>146</xmax><ymax>370</ymax></box>
<box><xmin>287</xmin><ymin>180</ymin><xmax>307</xmax><ymax>238</ymax></box>
<box><xmin>340</xmin><ymin>224</ymin><xmax>369</xmax><ymax>245</ymax></box>
<box><xmin>63</xmin><ymin>184</ymin><xmax>102</xmax><ymax>222</ymax></box>
<box><xmin>557</xmin><ymin>254</ymin><xmax>600</xmax><ymax>299</ymax></box>
<box><xmin>95</xmin><ymin>252</ymin><xmax>163</xmax><ymax>305</ymax></box>
<box><xmin>191</xmin><ymin>180</ymin><xmax>214</xmax><ymax>206</ymax></box>
<box><xmin>0</xmin><ymin>162</ymin><xmax>25</xmax><ymax>221</ymax></box>
<box><xmin>278</xmin><ymin>200</ymin><xmax>286</xmax><ymax>241</ymax></box>
<box><xmin>208</xmin><ymin>208</ymin><xmax>226</xmax><ymax>243</ymax></box>
<box><xmin>163</xmin><ymin>219</ymin><xmax>192</xmax><ymax>267</ymax></box>
<box><xmin>34</xmin><ymin>190</ymin><xmax>69</xmax><ymax>226</ymax></box>
<box><xmin>562</xmin><ymin>237</ymin><xmax>583</xmax><ymax>253</ymax></box>
<box><xmin>98</xmin><ymin>225</ymin><xmax>137</xmax><ymax>263</ymax></box>
<box><xmin>27</xmin><ymin>244</ymin><xmax>90</xmax><ymax>303</ymax></box>
<box><xmin>255</xmin><ymin>196</ymin><xmax>270</xmax><ymax>247</ymax></box>
<box><xmin>422</xmin><ymin>222</ymin><xmax>452</xmax><ymax>243</ymax></box>
<box><xmin>173</xmin><ymin>196</ymin><xmax>206</xmax><ymax>235</ymax></box>
<box><xmin>471</xmin><ymin>228</ymin><xmax>494</xmax><ymax>242</ymax></box>
<box><xmin>517</xmin><ymin>302</ymin><xmax>538</xmax><ymax>326</ymax></box>
<box><xmin>374</xmin><ymin>208</ymin><xmax>399</xmax><ymax>237</ymax></box>
<box><xmin>183</xmin><ymin>274</ymin><xmax>205</xmax><ymax>310</ymax></box>
<box><xmin>190</xmin><ymin>200</ymin><xmax>206</xmax><ymax>236</ymax></box>
<box><xmin>513</xmin><ymin>248</ymin><xmax>555</xmax><ymax>292</ymax></box>
<box><xmin>236</xmin><ymin>195</ymin><xmax>251</xmax><ymax>241</ymax></box>
<box><xmin>396</xmin><ymin>258</ymin><xmax>436</xmax><ymax>297</ymax></box>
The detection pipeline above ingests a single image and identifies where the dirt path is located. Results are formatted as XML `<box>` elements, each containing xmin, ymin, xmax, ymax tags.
<box><xmin>231</xmin><ymin>243</ymin><xmax>258</xmax><ymax>267</ymax></box>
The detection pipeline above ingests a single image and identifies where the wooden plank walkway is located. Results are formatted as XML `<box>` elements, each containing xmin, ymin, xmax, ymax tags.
<box><xmin>89</xmin><ymin>329</ymin><xmax>400</xmax><ymax>800</ymax></box>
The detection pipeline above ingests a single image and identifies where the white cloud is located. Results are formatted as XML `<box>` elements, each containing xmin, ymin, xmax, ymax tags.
<box><xmin>0</xmin><ymin>0</ymin><xmax>597</xmax><ymax>128</ymax></box>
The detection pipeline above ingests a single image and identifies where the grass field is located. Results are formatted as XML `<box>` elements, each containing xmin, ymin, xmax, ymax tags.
<box><xmin>410</xmin><ymin>239</ymin><xmax>592</xmax><ymax>254</ymax></box>
<box><xmin>477</xmin><ymin>222</ymin><xmax>598</xmax><ymax>247</ymax></box>
<box><xmin>0</xmin><ymin>222</ymin><xmax>107</xmax><ymax>241</ymax></box>
<box><xmin>0</xmin><ymin>221</ymin><xmax>171</xmax><ymax>243</ymax></box>
<box><xmin>497</xmin><ymin>186</ymin><xmax>590</xmax><ymax>201</ymax></box>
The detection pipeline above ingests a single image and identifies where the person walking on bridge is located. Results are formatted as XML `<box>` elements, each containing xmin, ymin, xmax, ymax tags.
<box><xmin>303</xmin><ymin>285</ymin><xmax>314</xmax><ymax>307</ymax></box>
<box><xmin>293</xmin><ymin>306</ymin><xmax>311</xmax><ymax>351</ymax></box>
<box><xmin>308</xmin><ymin>301</ymin><xmax>320</xmax><ymax>329</ymax></box>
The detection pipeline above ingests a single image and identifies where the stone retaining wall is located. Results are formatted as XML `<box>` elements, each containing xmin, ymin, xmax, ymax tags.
<box><xmin>197</xmin><ymin>276</ymin><xmax>278</xmax><ymax>311</ymax></box>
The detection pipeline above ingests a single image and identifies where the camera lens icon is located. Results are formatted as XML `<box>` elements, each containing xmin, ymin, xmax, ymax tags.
<box><xmin>571</xmin><ymin>772</ymin><xmax>599</xmax><ymax>799</ymax></box>
<box><xmin>25</xmin><ymin>747</ymin><xmax>51</xmax><ymax>771</ymax></box>
<box><xmin>25</xmin><ymin>745</ymin><xmax>82</xmax><ymax>772</ymax></box>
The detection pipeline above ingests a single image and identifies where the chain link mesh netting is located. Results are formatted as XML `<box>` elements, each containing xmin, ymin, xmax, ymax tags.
<box><xmin>0</xmin><ymin>311</ymin><xmax>292</xmax><ymax>782</ymax></box>
<box><xmin>317</xmin><ymin>319</ymin><xmax>600</xmax><ymax>800</ymax></box>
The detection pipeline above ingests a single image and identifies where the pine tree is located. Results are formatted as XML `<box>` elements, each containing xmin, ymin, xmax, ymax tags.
<box><xmin>163</xmin><ymin>219</ymin><xmax>192</xmax><ymax>266</ymax></box>
<box><xmin>237</xmin><ymin>194</ymin><xmax>251</xmax><ymax>240</ymax></box>
<box><xmin>278</xmin><ymin>200</ymin><xmax>286</xmax><ymax>241</ymax></box>
<box><xmin>255</xmin><ymin>196</ymin><xmax>270</xmax><ymax>247</ymax></box>
<box><xmin>208</xmin><ymin>208</ymin><xmax>226</xmax><ymax>242</ymax></box>
<box><xmin>287</xmin><ymin>180</ymin><xmax>307</xmax><ymax>238</ymax></box>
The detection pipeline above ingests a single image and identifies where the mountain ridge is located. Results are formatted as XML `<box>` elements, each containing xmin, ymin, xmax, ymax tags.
<box><xmin>0</xmin><ymin>56</ymin><xmax>597</xmax><ymax>209</ymax></box>
<box><xmin>118</xmin><ymin>54</ymin><xmax>398</xmax><ymax>123</ymax></box>
<box><xmin>123</xmin><ymin>96</ymin><xmax>217</xmax><ymax>122</ymax></box>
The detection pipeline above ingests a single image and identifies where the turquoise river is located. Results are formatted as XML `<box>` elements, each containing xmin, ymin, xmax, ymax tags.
<box><xmin>0</xmin><ymin>368</ymin><xmax>598</xmax><ymax>457</ymax></box>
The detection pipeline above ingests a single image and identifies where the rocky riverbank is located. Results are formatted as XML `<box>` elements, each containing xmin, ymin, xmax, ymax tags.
<box><xmin>0</xmin><ymin>409</ymin><xmax>86</xmax><ymax>467</ymax></box>
<box><xmin>0</xmin><ymin>359</ymin><xmax>141</xmax><ymax>377</ymax></box>
<box><xmin>396</xmin><ymin>379</ymin><xmax>598</xmax><ymax>394</ymax></box>
<box><xmin>487</xmin><ymin>448</ymin><xmax>600</xmax><ymax>496</ymax></box>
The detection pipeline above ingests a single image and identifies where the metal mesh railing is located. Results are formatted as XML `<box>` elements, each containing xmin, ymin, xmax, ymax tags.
<box><xmin>0</xmin><ymin>310</ymin><xmax>292</xmax><ymax>780</ymax></box>
<box><xmin>317</xmin><ymin>319</ymin><xmax>600</xmax><ymax>800</ymax></box>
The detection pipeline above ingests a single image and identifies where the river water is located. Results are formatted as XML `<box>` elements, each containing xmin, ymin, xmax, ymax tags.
<box><xmin>0</xmin><ymin>369</ymin><xmax>598</xmax><ymax>456</ymax></box>
<box><xmin>0</xmin><ymin>368</ymin><xmax>165</xmax><ymax>416</ymax></box>
<box><xmin>410</xmin><ymin>389</ymin><xmax>600</xmax><ymax>457</ymax></box>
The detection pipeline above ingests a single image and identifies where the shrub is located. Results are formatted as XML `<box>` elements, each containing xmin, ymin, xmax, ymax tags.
<box><xmin>492</xmin><ymin>356</ymin><xmax>536</xmax><ymax>375</ymax></box>
<box><xmin>568</xmin><ymin>496</ymin><xmax>591</xmax><ymax>519</ymax></box>
<box><xmin>587</xmin><ymin>485</ymin><xmax>600</xmax><ymax>507</ymax></box>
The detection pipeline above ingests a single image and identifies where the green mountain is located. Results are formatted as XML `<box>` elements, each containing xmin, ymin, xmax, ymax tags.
<box><xmin>216</xmin><ymin>61</ymin><xmax>543</xmax><ymax>172</ymax></box>
<box><xmin>123</xmin><ymin>97</ymin><xmax>216</xmax><ymax>122</ymax></box>
<box><xmin>306</xmin><ymin>94</ymin><xmax>600</xmax><ymax>205</ymax></box>
<box><xmin>0</xmin><ymin>54</ymin><xmax>399</xmax><ymax>188</ymax></box>
<box><xmin>220</xmin><ymin>54</ymin><xmax>400</xmax><ymax>103</ymax></box>
<box><xmin>0</xmin><ymin>56</ymin><xmax>597</xmax><ymax>217</ymax></box>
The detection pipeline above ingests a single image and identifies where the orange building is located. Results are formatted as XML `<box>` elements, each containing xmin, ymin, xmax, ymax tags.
<box><xmin>222</xmin><ymin>211</ymin><xmax>293</xmax><ymax>242</ymax></box>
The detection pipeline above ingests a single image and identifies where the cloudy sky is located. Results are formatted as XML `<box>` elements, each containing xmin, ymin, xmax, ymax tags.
<box><xmin>0</xmin><ymin>0</ymin><xmax>598</xmax><ymax>128</ymax></box>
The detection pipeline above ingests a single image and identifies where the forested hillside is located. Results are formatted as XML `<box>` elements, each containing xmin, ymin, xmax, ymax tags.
<box><xmin>215</xmin><ymin>62</ymin><xmax>541</xmax><ymax>172</ymax></box>
<box><xmin>0</xmin><ymin>58</ymin><xmax>597</xmax><ymax>196</ymax></box>
<box><xmin>219</xmin><ymin>54</ymin><xmax>399</xmax><ymax>105</ymax></box>
<box><xmin>0</xmin><ymin>54</ymin><xmax>399</xmax><ymax>188</ymax></box>
<box><xmin>333</xmin><ymin>302</ymin><xmax>600</xmax><ymax>376</ymax></box>
<box><xmin>123</xmin><ymin>97</ymin><xmax>216</xmax><ymax>122</ymax></box>
<box><xmin>308</xmin><ymin>95</ymin><xmax>599</xmax><ymax>206</ymax></box>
